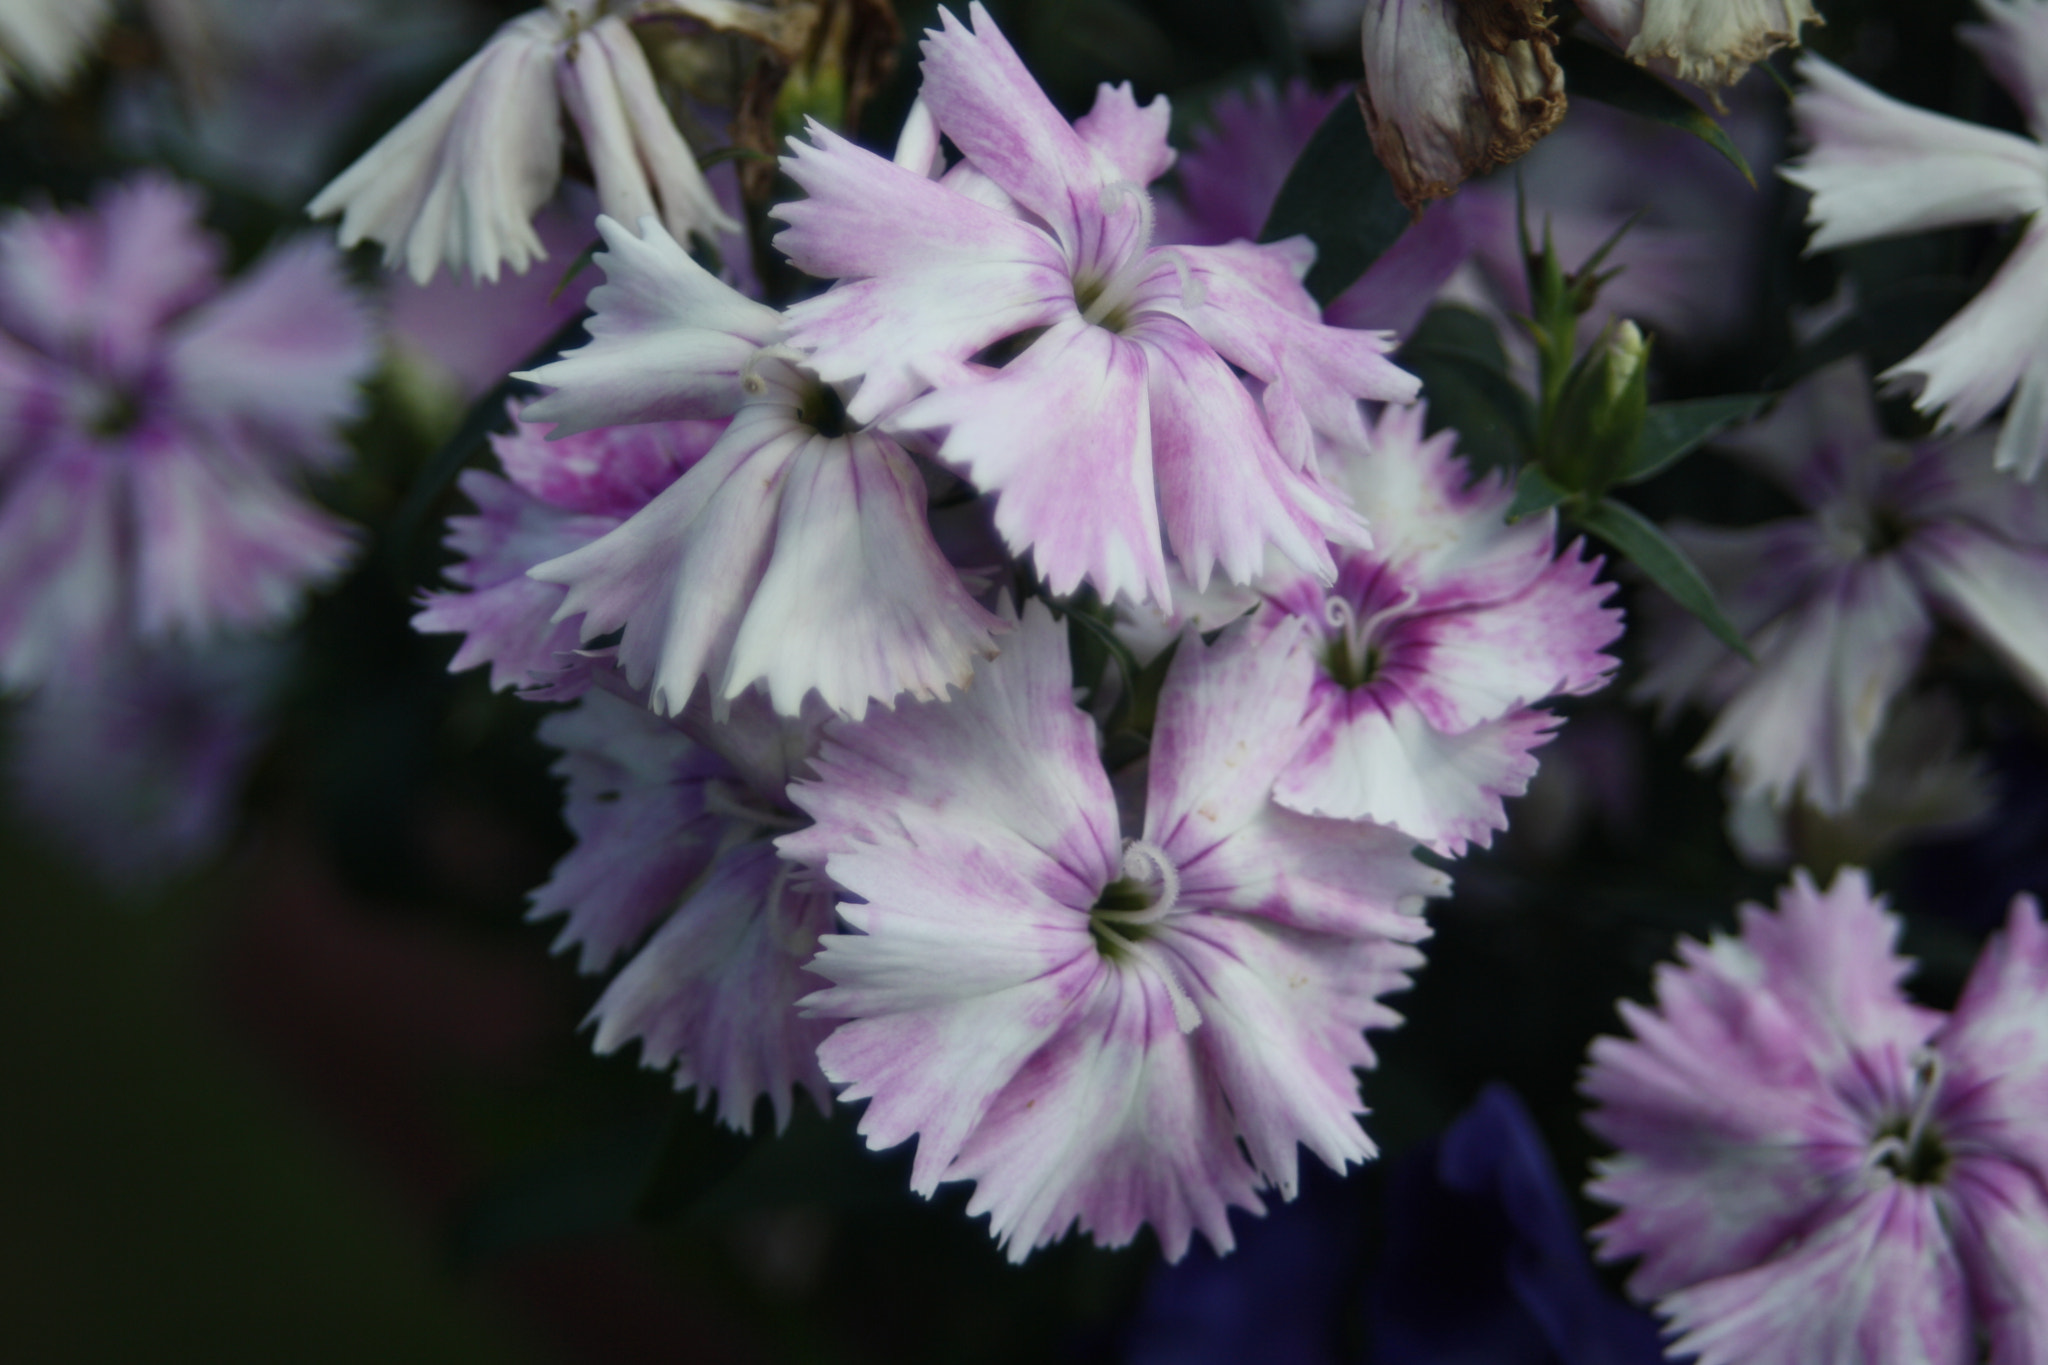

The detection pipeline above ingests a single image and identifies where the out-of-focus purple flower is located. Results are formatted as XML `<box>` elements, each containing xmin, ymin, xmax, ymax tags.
<box><xmin>0</xmin><ymin>0</ymin><xmax>110</xmax><ymax>105</ymax></box>
<box><xmin>782</xmin><ymin>601</ymin><xmax>1448</xmax><ymax>1263</ymax></box>
<box><xmin>308</xmin><ymin>1</ymin><xmax>737</xmax><ymax>284</ymax></box>
<box><xmin>1158</xmin><ymin>80</ymin><xmax>1766</xmax><ymax>355</ymax></box>
<box><xmin>518</xmin><ymin>215</ymin><xmax>1007</xmax><ymax>719</ymax></box>
<box><xmin>1375</xmin><ymin>1084</ymin><xmax>1667</xmax><ymax>1365</ymax></box>
<box><xmin>771</xmin><ymin>4</ymin><xmax>1415</xmax><ymax>606</ymax></box>
<box><xmin>1583</xmin><ymin>867</ymin><xmax>2048</xmax><ymax>1365</ymax></box>
<box><xmin>1249</xmin><ymin>402</ymin><xmax>1622</xmax><ymax>856</ymax></box>
<box><xmin>0</xmin><ymin>175</ymin><xmax>374</xmax><ymax>690</ymax></box>
<box><xmin>1786</xmin><ymin>13</ymin><xmax>2048</xmax><ymax>478</ymax></box>
<box><xmin>412</xmin><ymin>400</ymin><xmax>721</xmax><ymax>696</ymax></box>
<box><xmin>5</xmin><ymin>637</ymin><xmax>283</xmax><ymax>887</ymax></box>
<box><xmin>532</xmin><ymin>684</ymin><xmax>835</xmax><ymax>1133</ymax></box>
<box><xmin>1636</xmin><ymin>361</ymin><xmax>2048</xmax><ymax>816</ymax></box>
<box><xmin>1578</xmin><ymin>0</ymin><xmax>1820</xmax><ymax>89</ymax></box>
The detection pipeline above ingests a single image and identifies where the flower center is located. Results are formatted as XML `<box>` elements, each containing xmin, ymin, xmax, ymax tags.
<box><xmin>1320</xmin><ymin>590</ymin><xmax>1417</xmax><ymax>690</ymax></box>
<box><xmin>1868</xmin><ymin>1050</ymin><xmax>1951</xmax><ymax>1186</ymax></box>
<box><xmin>1089</xmin><ymin>838</ymin><xmax>1180</xmax><ymax>948</ymax></box>
<box><xmin>1074</xmin><ymin>181</ymin><xmax>1161</xmax><ymax>334</ymax></box>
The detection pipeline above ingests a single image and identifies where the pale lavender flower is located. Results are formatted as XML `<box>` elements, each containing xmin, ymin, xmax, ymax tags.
<box><xmin>533</xmin><ymin>685</ymin><xmax>833</xmax><ymax>1132</ymax></box>
<box><xmin>1248</xmin><ymin>402</ymin><xmax>1622</xmax><ymax>856</ymax></box>
<box><xmin>1583</xmin><ymin>867</ymin><xmax>2048</xmax><ymax>1365</ymax></box>
<box><xmin>782</xmin><ymin>601</ymin><xmax>1447</xmax><ymax>1262</ymax></box>
<box><xmin>0</xmin><ymin>176</ymin><xmax>374</xmax><ymax>690</ymax></box>
<box><xmin>5</xmin><ymin>637</ymin><xmax>282</xmax><ymax>887</ymax></box>
<box><xmin>1637</xmin><ymin>361</ymin><xmax>2048</xmax><ymax>816</ymax></box>
<box><xmin>771</xmin><ymin>4</ymin><xmax>1416</xmax><ymax>606</ymax></box>
<box><xmin>308</xmin><ymin>1</ymin><xmax>736</xmax><ymax>284</ymax></box>
<box><xmin>412</xmin><ymin>401</ymin><xmax>720</xmax><ymax>695</ymax></box>
<box><xmin>1785</xmin><ymin>13</ymin><xmax>2048</xmax><ymax>478</ymax></box>
<box><xmin>518</xmin><ymin>214</ymin><xmax>1006</xmax><ymax>719</ymax></box>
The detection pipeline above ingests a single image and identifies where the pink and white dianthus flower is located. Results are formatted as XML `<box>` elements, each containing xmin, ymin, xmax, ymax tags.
<box><xmin>1785</xmin><ymin>6</ymin><xmax>2048</xmax><ymax>478</ymax></box>
<box><xmin>0</xmin><ymin>175</ymin><xmax>374</xmax><ymax>690</ymax></box>
<box><xmin>518</xmin><ymin>215</ymin><xmax>1006</xmax><ymax>719</ymax></box>
<box><xmin>771</xmin><ymin>4</ymin><xmax>1418</xmax><ymax>606</ymax></box>
<box><xmin>1584</xmin><ymin>867</ymin><xmax>2048</xmax><ymax>1365</ymax></box>
<box><xmin>781</xmin><ymin>601</ymin><xmax>1447</xmax><ymax>1262</ymax></box>
<box><xmin>1247</xmin><ymin>402</ymin><xmax>1622</xmax><ymax>856</ymax></box>
<box><xmin>532</xmin><ymin>684</ymin><xmax>834</xmax><ymax>1132</ymax></box>
<box><xmin>1636</xmin><ymin>360</ymin><xmax>2048</xmax><ymax>816</ymax></box>
<box><xmin>413</xmin><ymin>401</ymin><xmax>720</xmax><ymax>696</ymax></box>
<box><xmin>308</xmin><ymin>0</ymin><xmax>736</xmax><ymax>284</ymax></box>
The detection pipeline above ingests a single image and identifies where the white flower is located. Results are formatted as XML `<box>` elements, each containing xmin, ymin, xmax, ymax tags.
<box><xmin>1579</xmin><ymin>0</ymin><xmax>1820</xmax><ymax>88</ymax></box>
<box><xmin>308</xmin><ymin>1</ymin><xmax>736</xmax><ymax>283</ymax></box>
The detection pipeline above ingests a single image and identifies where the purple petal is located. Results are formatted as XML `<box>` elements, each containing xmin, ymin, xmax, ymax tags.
<box><xmin>1073</xmin><ymin>81</ymin><xmax>1176</xmax><ymax>187</ymax></box>
<box><xmin>1936</xmin><ymin>895</ymin><xmax>2048</xmax><ymax>1190</ymax></box>
<box><xmin>0</xmin><ymin>442</ymin><xmax>126</xmax><ymax>687</ymax></box>
<box><xmin>892</xmin><ymin>317</ymin><xmax>1170</xmax><ymax>605</ymax></box>
<box><xmin>488</xmin><ymin>403</ymin><xmax>713</xmax><ymax>517</ymax></box>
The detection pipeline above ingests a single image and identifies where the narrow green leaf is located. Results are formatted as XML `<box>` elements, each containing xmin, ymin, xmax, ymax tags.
<box><xmin>1259</xmin><ymin>90</ymin><xmax>1408</xmax><ymax>306</ymax></box>
<box><xmin>1507</xmin><ymin>464</ymin><xmax>1572</xmax><ymax>522</ymax></box>
<box><xmin>1558</xmin><ymin>37</ymin><xmax>1755</xmax><ymax>186</ymax></box>
<box><xmin>1577</xmin><ymin>497</ymin><xmax>1754</xmax><ymax>660</ymax></box>
<box><xmin>1620</xmin><ymin>393</ymin><xmax>1772</xmax><ymax>484</ymax></box>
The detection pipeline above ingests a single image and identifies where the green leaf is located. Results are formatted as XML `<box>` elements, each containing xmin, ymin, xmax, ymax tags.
<box><xmin>1576</xmin><ymin>497</ymin><xmax>1754</xmax><ymax>660</ymax></box>
<box><xmin>1259</xmin><ymin>90</ymin><xmax>1408</xmax><ymax>306</ymax></box>
<box><xmin>1507</xmin><ymin>464</ymin><xmax>1572</xmax><ymax>522</ymax></box>
<box><xmin>1619</xmin><ymin>393</ymin><xmax>1772</xmax><ymax>484</ymax></box>
<box><xmin>1558</xmin><ymin>37</ymin><xmax>1755</xmax><ymax>186</ymax></box>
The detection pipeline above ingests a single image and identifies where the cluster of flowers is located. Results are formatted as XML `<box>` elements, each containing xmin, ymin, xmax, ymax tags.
<box><xmin>416</xmin><ymin>4</ymin><xmax>1625</xmax><ymax>1259</ymax></box>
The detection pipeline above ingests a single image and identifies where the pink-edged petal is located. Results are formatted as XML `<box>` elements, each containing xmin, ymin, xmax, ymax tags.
<box><xmin>530</xmin><ymin>403</ymin><xmax>802</xmax><ymax>715</ymax></box>
<box><xmin>1142</xmin><ymin>617</ymin><xmax>1321</xmax><ymax>853</ymax></box>
<box><xmin>1330</xmin><ymin>401</ymin><xmax>1556</xmax><ymax>605</ymax></box>
<box><xmin>1177</xmin><ymin>800</ymin><xmax>1448</xmax><ymax>940</ymax></box>
<box><xmin>915</xmin><ymin>3</ymin><xmax>1105</xmax><ymax>242</ymax></box>
<box><xmin>1180</xmin><ymin>239</ymin><xmax>1420</xmax><ymax>465</ymax></box>
<box><xmin>164</xmin><ymin>235</ymin><xmax>375</xmax><ymax>468</ymax></box>
<box><xmin>781</xmin><ymin>600</ymin><xmax>1120</xmax><ymax>904</ymax></box>
<box><xmin>0</xmin><ymin>442</ymin><xmax>126</xmax><ymax>688</ymax></box>
<box><xmin>1946</xmin><ymin>1154</ymin><xmax>2048</xmax><ymax>1365</ymax></box>
<box><xmin>1389</xmin><ymin>541</ymin><xmax>1622</xmax><ymax>734</ymax></box>
<box><xmin>1962</xmin><ymin>0</ymin><xmax>2048</xmax><ymax>142</ymax></box>
<box><xmin>892</xmin><ymin>317</ymin><xmax>1169</xmax><ymax>605</ymax></box>
<box><xmin>1275</xmin><ymin>698</ymin><xmax>1556</xmax><ymax>854</ymax></box>
<box><xmin>489</xmin><ymin>404</ymin><xmax>711</xmax><ymax>516</ymax></box>
<box><xmin>944</xmin><ymin>959</ymin><xmax>1262</xmax><ymax>1262</ymax></box>
<box><xmin>412</xmin><ymin>468</ymin><xmax>615</xmax><ymax>691</ymax></box>
<box><xmin>127</xmin><ymin>430</ymin><xmax>355</xmax><ymax>641</ymax></box>
<box><xmin>803</xmin><ymin>831</ymin><xmax>1106</xmax><ymax>1193</ymax></box>
<box><xmin>774</xmin><ymin>123</ymin><xmax>1073</xmax><ymax>424</ymax></box>
<box><xmin>306</xmin><ymin>11</ymin><xmax>562</xmax><ymax>284</ymax></box>
<box><xmin>589</xmin><ymin>840</ymin><xmax>834</xmax><ymax>1133</ymax></box>
<box><xmin>1132</xmin><ymin>310</ymin><xmax>1355</xmax><ymax>589</ymax></box>
<box><xmin>528</xmin><ymin>689</ymin><xmax>725</xmax><ymax>972</ymax></box>
<box><xmin>1883</xmin><ymin>222</ymin><xmax>2048</xmax><ymax>445</ymax></box>
<box><xmin>1583</xmin><ymin>869</ymin><xmax>1940</xmax><ymax>1300</ymax></box>
<box><xmin>1166</xmin><ymin>913</ymin><xmax>1422</xmax><ymax>1198</ymax></box>
<box><xmin>721</xmin><ymin>430</ymin><xmax>1004</xmax><ymax>718</ymax></box>
<box><xmin>1072</xmin><ymin>81</ymin><xmax>1175</xmax><ymax>187</ymax></box>
<box><xmin>1694</xmin><ymin>556</ymin><xmax>1930</xmax><ymax>814</ymax></box>
<box><xmin>519</xmin><ymin>214</ymin><xmax>783</xmax><ymax>433</ymax></box>
<box><xmin>1784</xmin><ymin>54</ymin><xmax>2048</xmax><ymax>252</ymax></box>
<box><xmin>0</xmin><ymin>174</ymin><xmax>220</xmax><ymax>378</ymax></box>
<box><xmin>1910</xmin><ymin>525</ymin><xmax>2048</xmax><ymax>705</ymax></box>
<box><xmin>1936</xmin><ymin>895</ymin><xmax>2048</xmax><ymax>1188</ymax></box>
<box><xmin>1656</xmin><ymin>1185</ymin><xmax>1972</xmax><ymax>1365</ymax></box>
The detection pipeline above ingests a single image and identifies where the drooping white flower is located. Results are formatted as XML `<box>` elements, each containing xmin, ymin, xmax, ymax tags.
<box><xmin>1579</xmin><ymin>0</ymin><xmax>1821</xmax><ymax>88</ymax></box>
<box><xmin>308</xmin><ymin>1</ymin><xmax>735</xmax><ymax>283</ymax></box>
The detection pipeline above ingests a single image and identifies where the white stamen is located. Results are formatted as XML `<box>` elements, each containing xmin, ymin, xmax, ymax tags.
<box><xmin>1094</xmin><ymin>838</ymin><xmax>1182</xmax><ymax>927</ymax></box>
<box><xmin>1079</xmin><ymin>180</ymin><xmax>1159</xmax><ymax>329</ymax></box>
<box><xmin>739</xmin><ymin>343</ymin><xmax>812</xmax><ymax>397</ymax></box>
<box><xmin>1093</xmin><ymin>921</ymin><xmax>1203</xmax><ymax>1034</ymax></box>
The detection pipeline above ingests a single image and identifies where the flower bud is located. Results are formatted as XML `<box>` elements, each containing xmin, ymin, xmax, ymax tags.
<box><xmin>1543</xmin><ymin>319</ymin><xmax>1650</xmax><ymax>496</ymax></box>
<box><xmin>1359</xmin><ymin>0</ymin><xmax>1566</xmax><ymax>211</ymax></box>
